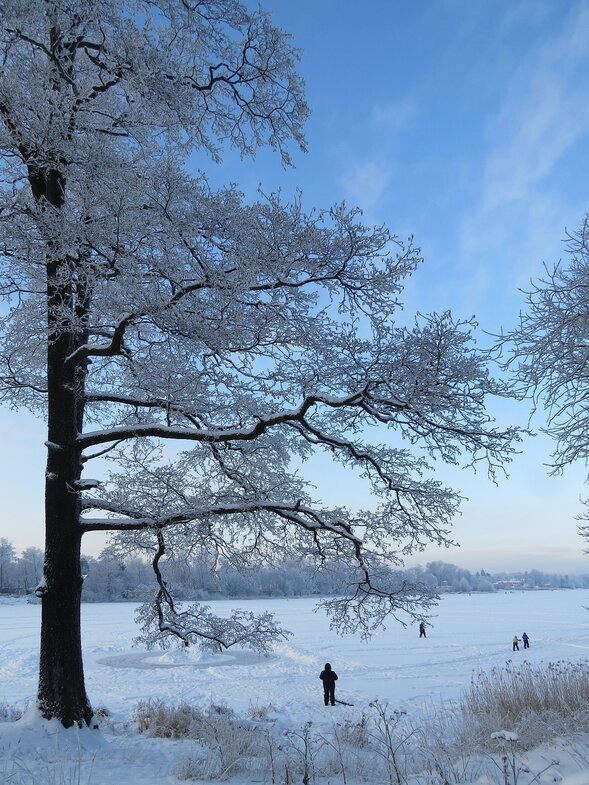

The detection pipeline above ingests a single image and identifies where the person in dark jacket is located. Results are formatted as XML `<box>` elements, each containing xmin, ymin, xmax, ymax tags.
<box><xmin>320</xmin><ymin>662</ymin><xmax>338</xmax><ymax>706</ymax></box>
<box><xmin>419</xmin><ymin>621</ymin><xmax>427</xmax><ymax>638</ymax></box>
<box><xmin>522</xmin><ymin>632</ymin><xmax>530</xmax><ymax>649</ymax></box>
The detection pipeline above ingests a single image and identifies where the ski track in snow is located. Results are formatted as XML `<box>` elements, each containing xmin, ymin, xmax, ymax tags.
<box><xmin>97</xmin><ymin>649</ymin><xmax>267</xmax><ymax>669</ymax></box>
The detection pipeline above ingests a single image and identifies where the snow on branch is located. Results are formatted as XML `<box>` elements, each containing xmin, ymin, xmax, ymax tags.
<box><xmin>319</xmin><ymin>574</ymin><xmax>440</xmax><ymax>639</ymax></box>
<box><xmin>501</xmin><ymin>215</ymin><xmax>589</xmax><ymax>478</ymax></box>
<box><xmin>135</xmin><ymin>531</ymin><xmax>290</xmax><ymax>653</ymax></box>
<box><xmin>77</xmin><ymin>389</ymin><xmax>367</xmax><ymax>450</ymax></box>
<box><xmin>80</xmin><ymin>497</ymin><xmax>361</xmax><ymax>545</ymax></box>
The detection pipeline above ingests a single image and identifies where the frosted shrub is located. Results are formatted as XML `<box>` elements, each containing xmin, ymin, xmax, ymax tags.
<box><xmin>0</xmin><ymin>701</ymin><xmax>23</xmax><ymax>722</ymax></box>
<box><xmin>317</xmin><ymin>717</ymin><xmax>373</xmax><ymax>784</ymax></box>
<box><xmin>177</xmin><ymin>753</ymin><xmax>224</xmax><ymax>781</ymax></box>
<box><xmin>134</xmin><ymin>699</ymin><xmax>204</xmax><ymax>738</ymax></box>
<box><xmin>136</xmin><ymin>700</ymin><xmax>269</xmax><ymax>780</ymax></box>
<box><xmin>462</xmin><ymin>660</ymin><xmax>589</xmax><ymax>748</ymax></box>
<box><xmin>334</xmin><ymin>713</ymin><xmax>371</xmax><ymax>749</ymax></box>
<box><xmin>366</xmin><ymin>702</ymin><xmax>415</xmax><ymax>785</ymax></box>
<box><xmin>135</xmin><ymin>699</ymin><xmax>251</xmax><ymax>739</ymax></box>
<box><xmin>136</xmin><ymin>695</ymin><xmax>589</xmax><ymax>783</ymax></box>
<box><xmin>247</xmin><ymin>703</ymin><xmax>276</xmax><ymax>721</ymax></box>
<box><xmin>411</xmin><ymin>706</ymin><xmax>486</xmax><ymax>785</ymax></box>
<box><xmin>136</xmin><ymin>699</ymin><xmax>417</xmax><ymax>782</ymax></box>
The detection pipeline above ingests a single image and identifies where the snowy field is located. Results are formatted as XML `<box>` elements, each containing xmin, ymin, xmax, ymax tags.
<box><xmin>1</xmin><ymin>588</ymin><xmax>589</xmax><ymax>783</ymax></box>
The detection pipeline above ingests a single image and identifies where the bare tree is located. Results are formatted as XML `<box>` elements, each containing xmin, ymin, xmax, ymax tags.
<box><xmin>0</xmin><ymin>0</ymin><xmax>519</xmax><ymax>728</ymax></box>
<box><xmin>18</xmin><ymin>546</ymin><xmax>44</xmax><ymax>593</ymax></box>
<box><xmin>0</xmin><ymin>538</ymin><xmax>16</xmax><ymax>590</ymax></box>
<box><xmin>501</xmin><ymin>215</ymin><xmax>589</xmax><ymax>538</ymax></box>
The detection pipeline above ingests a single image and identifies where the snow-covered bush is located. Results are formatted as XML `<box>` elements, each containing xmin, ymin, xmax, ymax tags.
<box><xmin>247</xmin><ymin>703</ymin><xmax>276</xmax><ymax>722</ymax></box>
<box><xmin>134</xmin><ymin>698</ymin><xmax>449</xmax><ymax>783</ymax></box>
<box><xmin>134</xmin><ymin>699</ymin><xmax>205</xmax><ymax>739</ymax></box>
<box><xmin>1</xmin><ymin>691</ymin><xmax>585</xmax><ymax>784</ymax></box>
<box><xmin>0</xmin><ymin>701</ymin><xmax>23</xmax><ymax>722</ymax></box>
<box><xmin>135</xmin><ymin>699</ymin><xmax>268</xmax><ymax>780</ymax></box>
<box><xmin>132</xmin><ymin>681</ymin><xmax>589</xmax><ymax>783</ymax></box>
<box><xmin>462</xmin><ymin>660</ymin><xmax>589</xmax><ymax>748</ymax></box>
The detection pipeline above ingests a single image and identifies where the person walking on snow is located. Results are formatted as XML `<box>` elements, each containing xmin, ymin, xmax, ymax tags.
<box><xmin>522</xmin><ymin>632</ymin><xmax>530</xmax><ymax>649</ymax></box>
<box><xmin>320</xmin><ymin>662</ymin><xmax>338</xmax><ymax>706</ymax></box>
<box><xmin>419</xmin><ymin>621</ymin><xmax>427</xmax><ymax>638</ymax></box>
<box><xmin>512</xmin><ymin>635</ymin><xmax>520</xmax><ymax>651</ymax></box>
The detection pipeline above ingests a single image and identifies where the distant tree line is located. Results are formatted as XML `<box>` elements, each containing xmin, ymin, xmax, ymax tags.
<box><xmin>80</xmin><ymin>547</ymin><xmax>364</xmax><ymax>602</ymax></box>
<box><xmin>0</xmin><ymin>539</ymin><xmax>587</xmax><ymax>600</ymax></box>
<box><xmin>414</xmin><ymin>562</ymin><xmax>589</xmax><ymax>592</ymax></box>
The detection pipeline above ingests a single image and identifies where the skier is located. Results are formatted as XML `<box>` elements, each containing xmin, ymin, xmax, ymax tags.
<box><xmin>419</xmin><ymin>621</ymin><xmax>427</xmax><ymax>638</ymax></box>
<box><xmin>512</xmin><ymin>634</ymin><xmax>520</xmax><ymax>651</ymax></box>
<box><xmin>522</xmin><ymin>632</ymin><xmax>530</xmax><ymax>649</ymax></box>
<box><xmin>320</xmin><ymin>662</ymin><xmax>338</xmax><ymax>706</ymax></box>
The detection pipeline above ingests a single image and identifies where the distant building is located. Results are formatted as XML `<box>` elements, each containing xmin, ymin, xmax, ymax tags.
<box><xmin>493</xmin><ymin>579</ymin><xmax>524</xmax><ymax>590</ymax></box>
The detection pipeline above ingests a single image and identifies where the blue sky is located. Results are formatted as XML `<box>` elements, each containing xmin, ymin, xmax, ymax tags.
<box><xmin>2</xmin><ymin>0</ymin><xmax>589</xmax><ymax>571</ymax></box>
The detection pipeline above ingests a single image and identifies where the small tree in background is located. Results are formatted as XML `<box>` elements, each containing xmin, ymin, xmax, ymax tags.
<box><xmin>0</xmin><ymin>0</ymin><xmax>519</xmax><ymax>727</ymax></box>
<box><xmin>0</xmin><ymin>538</ymin><xmax>16</xmax><ymax>590</ymax></box>
<box><xmin>17</xmin><ymin>547</ymin><xmax>44</xmax><ymax>594</ymax></box>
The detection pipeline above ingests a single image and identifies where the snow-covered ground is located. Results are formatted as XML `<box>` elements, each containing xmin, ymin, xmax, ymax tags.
<box><xmin>1</xmin><ymin>589</ymin><xmax>589</xmax><ymax>783</ymax></box>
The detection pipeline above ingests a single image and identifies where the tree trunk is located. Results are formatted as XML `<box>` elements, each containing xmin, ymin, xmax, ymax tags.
<box><xmin>36</xmin><ymin>166</ymin><xmax>94</xmax><ymax>728</ymax></box>
<box><xmin>38</xmin><ymin>310</ymin><xmax>93</xmax><ymax>726</ymax></box>
<box><xmin>38</xmin><ymin>508</ymin><xmax>93</xmax><ymax>727</ymax></box>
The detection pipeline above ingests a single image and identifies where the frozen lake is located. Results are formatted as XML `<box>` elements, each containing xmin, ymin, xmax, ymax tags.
<box><xmin>1</xmin><ymin>589</ymin><xmax>589</xmax><ymax>728</ymax></box>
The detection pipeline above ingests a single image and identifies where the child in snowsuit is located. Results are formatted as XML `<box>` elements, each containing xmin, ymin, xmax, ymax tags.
<box><xmin>512</xmin><ymin>635</ymin><xmax>520</xmax><ymax>651</ymax></box>
<box><xmin>522</xmin><ymin>632</ymin><xmax>529</xmax><ymax>649</ymax></box>
<box><xmin>419</xmin><ymin>621</ymin><xmax>427</xmax><ymax>638</ymax></box>
<box><xmin>320</xmin><ymin>662</ymin><xmax>338</xmax><ymax>706</ymax></box>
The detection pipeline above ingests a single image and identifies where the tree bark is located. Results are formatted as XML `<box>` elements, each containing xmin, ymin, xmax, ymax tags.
<box><xmin>38</xmin><ymin>495</ymin><xmax>93</xmax><ymax>727</ymax></box>
<box><xmin>36</xmin><ymin>167</ymin><xmax>94</xmax><ymax>727</ymax></box>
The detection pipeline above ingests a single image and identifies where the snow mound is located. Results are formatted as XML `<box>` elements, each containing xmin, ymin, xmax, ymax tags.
<box><xmin>273</xmin><ymin>643</ymin><xmax>316</xmax><ymax>664</ymax></box>
<box><xmin>153</xmin><ymin>646</ymin><xmax>226</xmax><ymax>666</ymax></box>
<box><xmin>491</xmin><ymin>729</ymin><xmax>520</xmax><ymax>741</ymax></box>
<box><xmin>0</xmin><ymin>705</ymin><xmax>108</xmax><ymax>759</ymax></box>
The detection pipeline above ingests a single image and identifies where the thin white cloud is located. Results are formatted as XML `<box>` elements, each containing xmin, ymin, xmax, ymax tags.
<box><xmin>482</xmin><ymin>77</ymin><xmax>589</xmax><ymax>213</ymax></box>
<box><xmin>459</xmin><ymin>2</ymin><xmax>589</xmax><ymax>308</ymax></box>
<box><xmin>371</xmin><ymin>96</ymin><xmax>418</xmax><ymax>133</ymax></box>
<box><xmin>340</xmin><ymin>159</ymin><xmax>392</xmax><ymax>219</ymax></box>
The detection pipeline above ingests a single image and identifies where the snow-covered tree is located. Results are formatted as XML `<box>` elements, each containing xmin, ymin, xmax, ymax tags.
<box><xmin>504</xmin><ymin>215</ymin><xmax>589</xmax><ymax>534</ymax></box>
<box><xmin>17</xmin><ymin>546</ymin><xmax>44</xmax><ymax>593</ymax></box>
<box><xmin>0</xmin><ymin>538</ymin><xmax>16</xmax><ymax>590</ymax></box>
<box><xmin>0</xmin><ymin>0</ymin><xmax>519</xmax><ymax>728</ymax></box>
